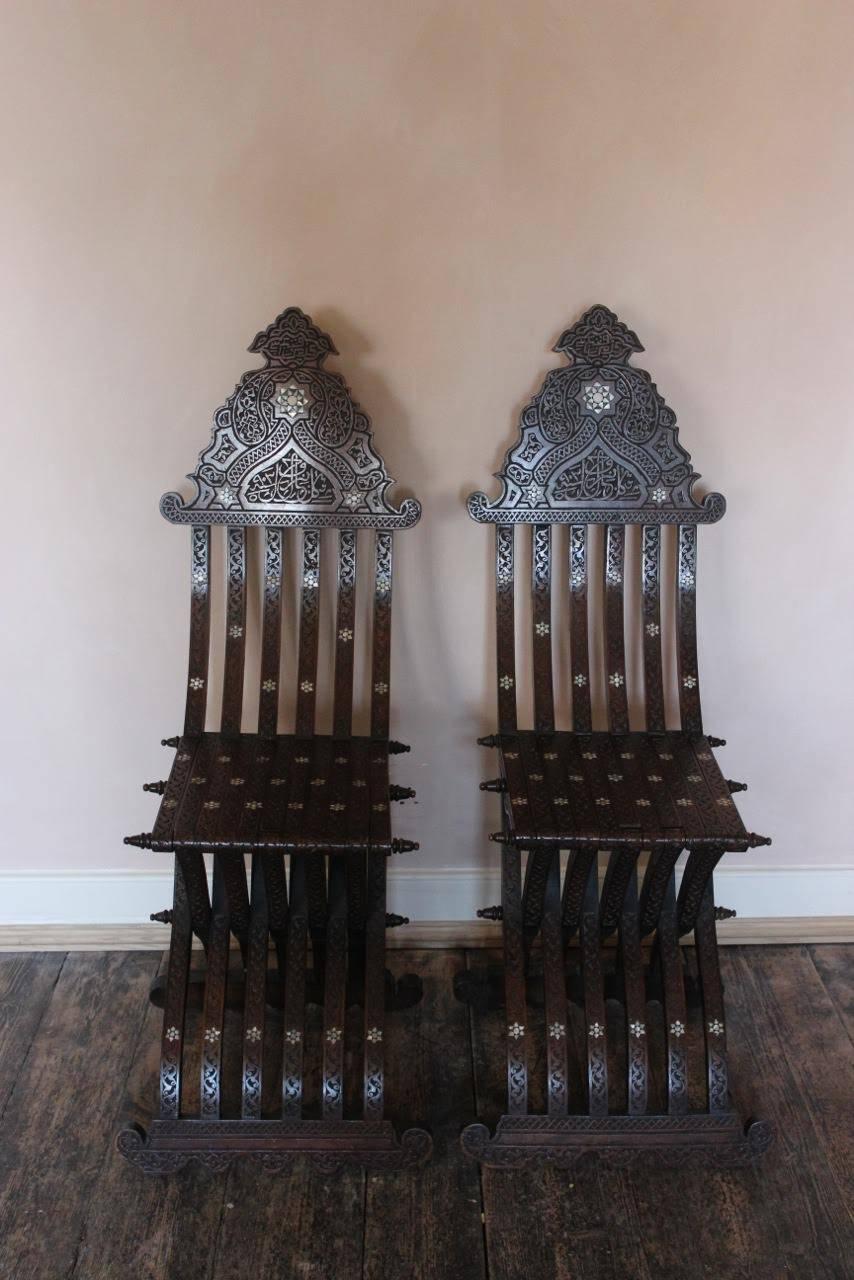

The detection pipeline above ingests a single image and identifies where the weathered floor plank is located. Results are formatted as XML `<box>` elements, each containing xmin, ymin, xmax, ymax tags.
<box><xmin>70</xmin><ymin>954</ymin><xmax>228</xmax><ymax>1280</ymax></box>
<box><xmin>0</xmin><ymin>952</ymin><xmax>161</xmax><ymax>1280</ymax></box>
<box><xmin>0</xmin><ymin>952</ymin><xmax>65</xmax><ymax>1120</ymax></box>
<box><xmin>809</xmin><ymin>944</ymin><xmax>854</xmax><ymax>1046</ymax></box>
<box><xmin>0</xmin><ymin>946</ymin><xmax>850</xmax><ymax>1280</ymax></box>
<box><xmin>362</xmin><ymin>950</ymin><xmax>487</xmax><ymax>1280</ymax></box>
<box><xmin>469</xmin><ymin>949</ymin><xmax>652</xmax><ymax>1280</ymax></box>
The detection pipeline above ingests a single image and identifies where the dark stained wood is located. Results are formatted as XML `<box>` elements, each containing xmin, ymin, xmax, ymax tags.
<box><xmin>0</xmin><ymin>953</ymin><xmax>161</xmax><ymax>1280</ymax></box>
<box><xmin>0</xmin><ymin>947</ymin><xmax>850</xmax><ymax>1279</ymax></box>
<box><xmin>363</xmin><ymin>951</ymin><xmax>487</xmax><ymax>1280</ymax></box>
<box><xmin>0</xmin><ymin>952</ymin><xmax>65</xmax><ymax>1118</ymax></box>
<box><xmin>465</xmin><ymin>305</ymin><xmax>772</xmax><ymax>1166</ymax></box>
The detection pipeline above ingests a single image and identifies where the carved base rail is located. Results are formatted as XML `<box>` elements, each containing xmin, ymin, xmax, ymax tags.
<box><xmin>118</xmin><ymin>851</ymin><xmax>432</xmax><ymax>1174</ymax></box>
<box><xmin>459</xmin><ymin>852</ymin><xmax>773</xmax><ymax>1169</ymax></box>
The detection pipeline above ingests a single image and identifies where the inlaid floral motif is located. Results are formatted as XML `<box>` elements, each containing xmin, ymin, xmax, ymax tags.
<box><xmin>499</xmin><ymin>675</ymin><xmax>514</xmax><ymax>690</ymax></box>
<box><xmin>670</xmin><ymin>1021</ymin><xmax>685</xmax><ymax>1038</ymax></box>
<box><xmin>708</xmin><ymin>1019</ymin><xmax>724</xmax><ymax>1036</ymax></box>
<box><xmin>245</xmin><ymin>1026</ymin><xmax>262</xmax><ymax>1043</ymax></box>
<box><xmin>374</xmin><ymin>681</ymin><xmax>389</xmax><ymax>695</ymax></box>
<box><xmin>629</xmin><ymin>1021</ymin><xmax>645</xmax><ymax>1038</ymax></box>
<box><xmin>535</xmin><ymin>621</ymin><xmax>550</xmax><ymax>636</ymax></box>
<box><xmin>683</xmin><ymin>675</ymin><xmax>697</xmax><ymax>689</ymax></box>
<box><xmin>338</xmin><ymin>628</ymin><xmax>353</xmax><ymax>642</ymax></box>
<box><xmin>366</xmin><ymin>1027</ymin><xmax>383</xmax><ymax>1044</ymax></box>
<box><xmin>645</xmin><ymin>622</ymin><xmax>660</xmax><ymax>637</ymax></box>
<box><xmin>548</xmin><ymin>1022</ymin><xmax>565</xmax><ymax>1039</ymax></box>
<box><xmin>204</xmin><ymin>1027</ymin><xmax>221</xmax><ymax>1044</ymax></box>
<box><xmin>189</xmin><ymin>676</ymin><xmax>205</xmax><ymax>691</ymax></box>
<box><xmin>300</xmin><ymin>680</ymin><xmax>314</xmax><ymax>693</ymax></box>
<box><xmin>262</xmin><ymin>679</ymin><xmax>277</xmax><ymax>693</ymax></box>
<box><xmin>574</xmin><ymin>673</ymin><xmax>587</xmax><ymax>687</ymax></box>
<box><xmin>588</xmin><ymin>1022</ymin><xmax>604</xmax><ymax>1039</ymax></box>
<box><xmin>165</xmin><ymin>1026</ymin><xmax>180</xmax><ymax>1042</ymax></box>
<box><xmin>326</xmin><ymin>1027</ymin><xmax>342</xmax><ymax>1044</ymax></box>
<box><xmin>228</xmin><ymin>625</ymin><xmax>243</xmax><ymax>639</ymax></box>
<box><xmin>508</xmin><ymin>1022</ymin><xmax>525</xmax><ymax>1040</ymax></box>
<box><xmin>636</xmin><ymin>799</ymin><xmax>651</xmax><ymax>807</ymax></box>
<box><xmin>285</xmin><ymin>1028</ymin><xmax>301</xmax><ymax>1045</ymax></box>
<box><xmin>609</xmin><ymin>673</ymin><xmax>625</xmax><ymax>687</ymax></box>
<box><xmin>203</xmin><ymin>801</ymin><xmax>220</xmax><ymax>810</ymax></box>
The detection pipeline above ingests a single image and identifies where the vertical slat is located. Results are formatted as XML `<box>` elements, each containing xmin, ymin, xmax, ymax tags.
<box><xmin>362</xmin><ymin>843</ymin><xmax>387</xmax><ymax>1120</ymax></box>
<box><xmin>541</xmin><ymin>851</ymin><xmax>568</xmax><ymax>1116</ymax></box>
<box><xmin>569</xmin><ymin>525</ymin><xmax>591</xmax><ymax>732</ymax></box>
<box><xmin>221</xmin><ymin>527</ymin><xmax>247</xmax><ymax>736</ymax></box>
<box><xmin>603</xmin><ymin>524</ymin><xmax>628</xmax><ymax>733</ymax></box>
<box><xmin>322</xmin><ymin>856</ymin><xmax>348</xmax><ymax>1120</ymax></box>
<box><xmin>333</xmin><ymin>530</ymin><xmax>358</xmax><ymax>738</ymax></box>
<box><xmin>496</xmin><ymin>526</ymin><xmax>517</xmax><ymax>734</ymax></box>
<box><xmin>158</xmin><ymin>860</ymin><xmax>192</xmax><ymax>1118</ymax></box>
<box><xmin>370</xmin><ymin>532</ymin><xmax>393</xmax><ymax>740</ymax></box>
<box><xmin>241</xmin><ymin>855</ymin><xmax>268</xmax><ymax>1119</ymax></box>
<box><xmin>532</xmin><ymin>524</ymin><xmax>554</xmax><ymax>733</ymax></box>
<box><xmin>199</xmin><ymin>859</ymin><xmax>230</xmax><ymax>1119</ymax></box>
<box><xmin>580</xmin><ymin>853</ymin><xmax>608</xmax><ymax>1116</ymax></box>
<box><xmin>641</xmin><ymin>524</ymin><xmax>665</xmax><ymax>732</ymax></box>
<box><xmin>295</xmin><ymin>530</ymin><xmax>321</xmax><ymax>737</ymax></box>
<box><xmin>502</xmin><ymin>843</ymin><xmax>527</xmax><ymax>1115</ymax></box>
<box><xmin>694</xmin><ymin>879</ymin><xmax>730</xmax><ymax>1113</ymax></box>
<box><xmin>282</xmin><ymin>855</ymin><xmax>307</xmax><ymax>1117</ymax></box>
<box><xmin>676</xmin><ymin>525</ymin><xmax>703</xmax><ymax>733</ymax></box>
<box><xmin>658</xmin><ymin>871</ymin><xmax>689</xmax><ymax>1116</ymax></box>
<box><xmin>184</xmin><ymin>526</ymin><xmax>210</xmax><ymax>737</ymax></box>
<box><xmin>619</xmin><ymin>866</ymin><xmax>648</xmax><ymax>1116</ymax></box>
<box><xmin>258</xmin><ymin>528</ymin><xmax>283</xmax><ymax>737</ymax></box>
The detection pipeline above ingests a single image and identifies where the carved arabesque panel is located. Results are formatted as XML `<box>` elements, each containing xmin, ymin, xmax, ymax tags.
<box><xmin>161</xmin><ymin>308</ymin><xmax>420</xmax><ymax>529</ymax></box>
<box><xmin>468</xmin><ymin>304</ymin><xmax>725</xmax><ymax>524</ymax></box>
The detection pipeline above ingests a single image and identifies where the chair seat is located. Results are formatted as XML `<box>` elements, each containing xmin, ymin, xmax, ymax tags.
<box><xmin>496</xmin><ymin>731</ymin><xmax>749</xmax><ymax>849</ymax></box>
<box><xmin>153</xmin><ymin>733</ymin><xmax>392</xmax><ymax>853</ymax></box>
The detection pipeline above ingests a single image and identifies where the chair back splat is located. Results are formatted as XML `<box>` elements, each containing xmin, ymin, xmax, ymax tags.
<box><xmin>460</xmin><ymin>304</ymin><xmax>772</xmax><ymax>1170</ymax></box>
<box><xmin>119</xmin><ymin>308</ymin><xmax>430</xmax><ymax>1173</ymax></box>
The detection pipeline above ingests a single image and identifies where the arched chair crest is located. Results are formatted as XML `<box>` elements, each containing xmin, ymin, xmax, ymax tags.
<box><xmin>460</xmin><ymin>305</ymin><xmax>772</xmax><ymax>1169</ymax></box>
<box><xmin>119</xmin><ymin>308</ymin><xmax>431</xmax><ymax>1173</ymax></box>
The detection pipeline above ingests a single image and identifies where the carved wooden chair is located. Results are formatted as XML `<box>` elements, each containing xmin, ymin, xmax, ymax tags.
<box><xmin>119</xmin><ymin>308</ymin><xmax>431</xmax><ymax>1173</ymax></box>
<box><xmin>460</xmin><ymin>305</ymin><xmax>773</xmax><ymax>1168</ymax></box>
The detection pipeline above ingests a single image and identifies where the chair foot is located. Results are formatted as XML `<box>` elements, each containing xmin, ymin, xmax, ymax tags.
<box><xmin>460</xmin><ymin>1112</ymin><xmax>773</xmax><ymax>1169</ymax></box>
<box><xmin>118</xmin><ymin>1119</ymin><xmax>432</xmax><ymax>1175</ymax></box>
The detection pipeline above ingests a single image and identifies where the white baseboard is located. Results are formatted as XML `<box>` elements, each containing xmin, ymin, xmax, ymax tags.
<box><xmin>0</xmin><ymin>864</ymin><xmax>851</xmax><ymax>949</ymax></box>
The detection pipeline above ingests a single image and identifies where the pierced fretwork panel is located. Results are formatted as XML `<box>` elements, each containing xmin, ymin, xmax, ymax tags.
<box><xmin>161</xmin><ymin>308</ymin><xmax>419</xmax><ymax>531</ymax></box>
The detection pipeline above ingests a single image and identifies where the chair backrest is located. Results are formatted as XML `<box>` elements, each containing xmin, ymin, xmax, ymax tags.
<box><xmin>467</xmin><ymin>304</ymin><xmax>725</xmax><ymax>737</ymax></box>
<box><xmin>161</xmin><ymin>307</ymin><xmax>421</xmax><ymax>740</ymax></box>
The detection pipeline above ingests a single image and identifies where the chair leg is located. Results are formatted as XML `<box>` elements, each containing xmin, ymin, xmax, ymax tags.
<box><xmin>120</xmin><ymin>845</ymin><xmax>431</xmax><ymax>1174</ymax></box>
<box><xmin>462</xmin><ymin>849</ymin><xmax>773</xmax><ymax>1169</ymax></box>
<box><xmin>541</xmin><ymin>850</ymin><xmax>568</xmax><ymax>1116</ymax></box>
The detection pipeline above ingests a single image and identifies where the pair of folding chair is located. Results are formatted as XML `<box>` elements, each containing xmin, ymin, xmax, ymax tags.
<box><xmin>119</xmin><ymin>304</ymin><xmax>771</xmax><ymax>1174</ymax></box>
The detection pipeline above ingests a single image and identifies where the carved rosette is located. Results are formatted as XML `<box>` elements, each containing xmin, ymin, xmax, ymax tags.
<box><xmin>161</xmin><ymin>308</ymin><xmax>420</xmax><ymax>529</ymax></box>
<box><xmin>468</xmin><ymin>304</ymin><xmax>725</xmax><ymax>524</ymax></box>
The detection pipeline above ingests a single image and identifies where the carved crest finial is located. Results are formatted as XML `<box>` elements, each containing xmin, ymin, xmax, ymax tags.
<box><xmin>553</xmin><ymin>304</ymin><xmax>644</xmax><ymax>365</ymax></box>
<box><xmin>248</xmin><ymin>307</ymin><xmax>338</xmax><ymax>366</ymax></box>
<box><xmin>468</xmin><ymin>305</ymin><xmax>725</xmax><ymax>525</ymax></box>
<box><xmin>160</xmin><ymin>308</ymin><xmax>420</xmax><ymax>529</ymax></box>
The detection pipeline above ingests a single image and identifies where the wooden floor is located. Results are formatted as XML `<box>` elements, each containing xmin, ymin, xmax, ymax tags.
<box><xmin>0</xmin><ymin>946</ymin><xmax>851</xmax><ymax>1280</ymax></box>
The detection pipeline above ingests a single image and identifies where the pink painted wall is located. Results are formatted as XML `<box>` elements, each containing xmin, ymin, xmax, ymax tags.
<box><xmin>1</xmin><ymin>1</ymin><xmax>852</xmax><ymax>909</ymax></box>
